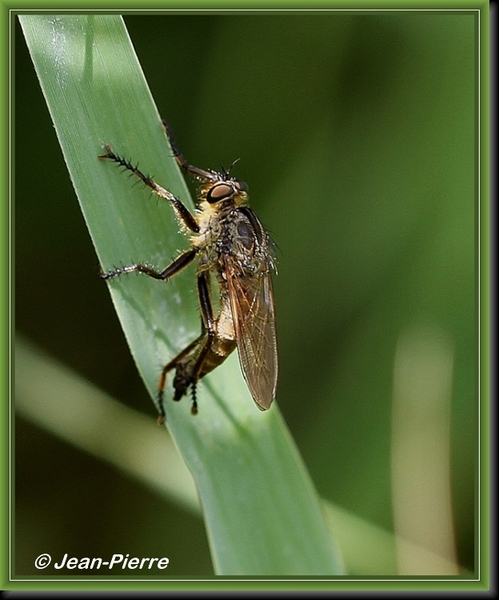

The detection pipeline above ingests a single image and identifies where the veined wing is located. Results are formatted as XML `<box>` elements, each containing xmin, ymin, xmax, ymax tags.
<box><xmin>224</xmin><ymin>257</ymin><xmax>278</xmax><ymax>410</ymax></box>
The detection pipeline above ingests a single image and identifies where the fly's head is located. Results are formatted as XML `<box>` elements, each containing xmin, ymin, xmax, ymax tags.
<box><xmin>199</xmin><ymin>167</ymin><xmax>249</xmax><ymax>209</ymax></box>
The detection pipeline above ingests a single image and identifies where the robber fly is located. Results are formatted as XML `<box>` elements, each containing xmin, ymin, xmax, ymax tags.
<box><xmin>99</xmin><ymin>121</ymin><xmax>278</xmax><ymax>420</ymax></box>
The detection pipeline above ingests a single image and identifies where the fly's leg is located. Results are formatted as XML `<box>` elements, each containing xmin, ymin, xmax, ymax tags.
<box><xmin>157</xmin><ymin>271</ymin><xmax>216</xmax><ymax>417</ymax></box>
<box><xmin>99</xmin><ymin>248</ymin><xmax>197</xmax><ymax>281</ymax></box>
<box><xmin>157</xmin><ymin>333</ymin><xmax>207</xmax><ymax>423</ymax></box>
<box><xmin>161</xmin><ymin>120</ymin><xmax>217</xmax><ymax>183</ymax></box>
<box><xmin>100</xmin><ymin>248</ymin><xmax>198</xmax><ymax>422</ymax></box>
<box><xmin>187</xmin><ymin>272</ymin><xmax>216</xmax><ymax>415</ymax></box>
<box><xmin>99</xmin><ymin>144</ymin><xmax>199</xmax><ymax>233</ymax></box>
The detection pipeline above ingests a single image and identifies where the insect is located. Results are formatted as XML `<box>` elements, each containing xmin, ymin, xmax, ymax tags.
<box><xmin>99</xmin><ymin>121</ymin><xmax>278</xmax><ymax>420</ymax></box>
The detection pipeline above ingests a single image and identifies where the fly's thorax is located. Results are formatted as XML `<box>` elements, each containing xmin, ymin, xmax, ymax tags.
<box><xmin>219</xmin><ymin>207</ymin><xmax>272</xmax><ymax>277</ymax></box>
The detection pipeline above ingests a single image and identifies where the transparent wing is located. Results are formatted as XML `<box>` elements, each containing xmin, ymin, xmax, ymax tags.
<box><xmin>224</xmin><ymin>257</ymin><xmax>278</xmax><ymax>410</ymax></box>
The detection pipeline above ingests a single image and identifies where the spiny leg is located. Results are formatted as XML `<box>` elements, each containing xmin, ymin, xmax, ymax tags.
<box><xmin>99</xmin><ymin>248</ymin><xmax>199</xmax><ymax>423</ymax></box>
<box><xmin>161</xmin><ymin>120</ymin><xmax>217</xmax><ymax>183</ymax></box>
<box><xmin>100</xmin><ymin>248</ymin><xmax>199</xmax><ymax>422</ymax></box>
<box><xmin>157</xmin><ymin>332</ymin><xmax>207</xmax><ymax>423</ymax></box>
<box><xmin>99</xmin><ymin>248</ymin><xmax>197</xmax><ymax>281</ymax></box>
<box><xmin>157</xmin><ymin>272</ymin><xmax>216</xmax><ymax>417</ymax></box>
<box><xmin>186</xmin><ymin>272</ymin><xmax>217</xmax><ymax>415</ymax></box>
<box><xmin>99</xmin><ymin>144</ymin><xmax>199</xmax><ymax>233</ymax></box>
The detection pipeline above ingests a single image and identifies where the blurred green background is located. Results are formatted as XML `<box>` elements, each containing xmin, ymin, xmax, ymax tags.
<box><xmin>15</xmin><ymin>12</ymin><xmax>477</xmax><ymax>576</ymax></box>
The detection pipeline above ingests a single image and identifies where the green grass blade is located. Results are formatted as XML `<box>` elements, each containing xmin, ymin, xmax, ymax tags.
<box><xmin>19</xmin><ymin>14</ymin><xmax>343</xmax><ymax>575</ymax></box>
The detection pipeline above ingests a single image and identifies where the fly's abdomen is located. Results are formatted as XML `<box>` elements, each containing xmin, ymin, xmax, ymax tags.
<box><xmin>199</xmin><ymin>337</ymin><xmax>237</xmax><ymax>378</ymax></box>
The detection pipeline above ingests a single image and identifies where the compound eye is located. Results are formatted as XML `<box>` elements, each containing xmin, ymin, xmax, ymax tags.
<box><xmin>237</xmin><ymin>180</ymin><xmax>249</xmax><ymax>193</ymax></box>
<box><xmin>207</xmin><ymin>182</ymin><xmax>233</xmax><ymax>203</ymax></box>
